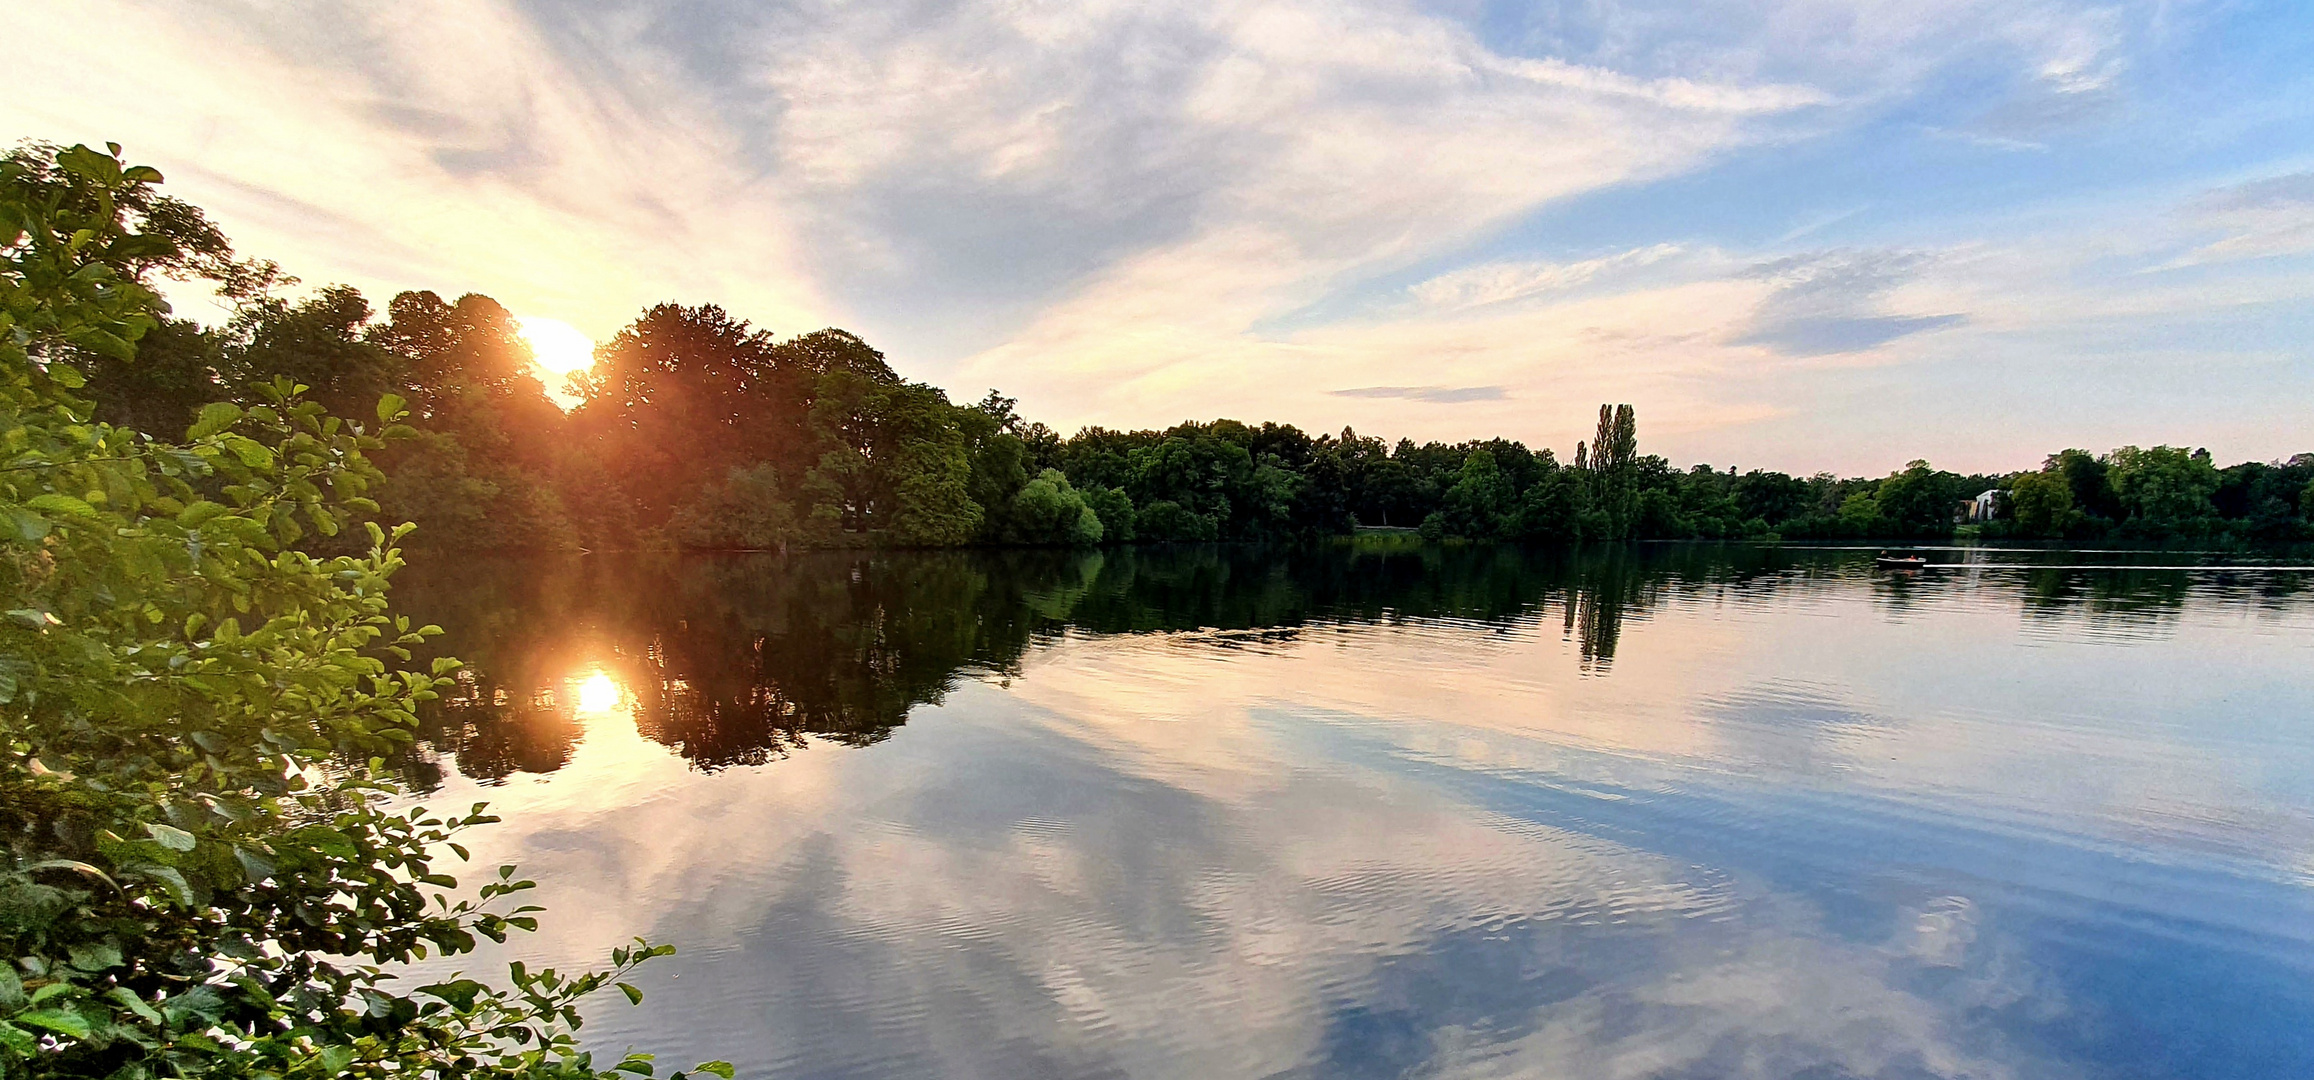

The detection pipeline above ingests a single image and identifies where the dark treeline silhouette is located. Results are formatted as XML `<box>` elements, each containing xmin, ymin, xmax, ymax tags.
<box><xmin>391</xmin><ymin>543</ymin><xmax>2309</xmax><ymax>784</ymax></box>
<box><xmin>53</xmin><ymin>141</ymin><xmax>2312</xmax><ymax>551</ymax></box>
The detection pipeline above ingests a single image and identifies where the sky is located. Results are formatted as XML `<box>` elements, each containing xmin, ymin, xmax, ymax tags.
<box><xmin>6</xmin><ymin>0</ymin><xmax>2313</xmax><ymax>474</ymax></box>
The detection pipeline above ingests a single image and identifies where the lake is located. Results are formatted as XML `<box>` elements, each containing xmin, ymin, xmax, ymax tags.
<box><xmin>393</xmin><ymin>543</ymin><xmax>2314</xmax><ymax>1079</ymax></box>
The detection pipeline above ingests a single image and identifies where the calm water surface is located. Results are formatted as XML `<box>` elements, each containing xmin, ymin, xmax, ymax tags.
<box><xmin>395</xmin><ymin>544</ymin><xmax>2314</xmax><ymax>1079</ymax></box>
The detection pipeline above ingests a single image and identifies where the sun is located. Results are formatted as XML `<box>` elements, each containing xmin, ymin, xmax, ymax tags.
<box><xmin>516</xmin><ymin>316</ymin><xmax>595</xmax><ymax>378</ymax></box>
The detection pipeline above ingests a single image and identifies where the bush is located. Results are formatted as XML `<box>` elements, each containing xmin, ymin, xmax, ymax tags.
<box><xmin>1082</xmin><ymin>486</ymin><xmax>1135</xmax><ymax>544</ymax></box>
<box><xmin>1005</xmin><ymin>470</ymin><xmax>1102</xmax><ymax>546</ymax></box>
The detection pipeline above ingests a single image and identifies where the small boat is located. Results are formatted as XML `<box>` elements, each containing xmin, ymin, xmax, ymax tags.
<box><xmin>1874</xmin><ymin>552</ymin><xmax>1929</xmax><ymax>570</ymax></box>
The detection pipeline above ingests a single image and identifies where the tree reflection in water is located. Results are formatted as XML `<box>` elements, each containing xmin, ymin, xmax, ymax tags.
<box><xmin>391</xmin><ymin>543</ymin><xmax>2269</xmax><ymax>787</ymax></box>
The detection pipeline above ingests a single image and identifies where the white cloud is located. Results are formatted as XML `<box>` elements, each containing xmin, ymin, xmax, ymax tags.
<box><xmin>1733</xmin><ymin>249</ymin><xmax>1967</xmax><ymax>356</ymax></box>
<box><xmin>1409</xmin><ymin>245</ymin><xmax>1688</xmax><ymax>312</ymax></box>
<box><xmin>1</xmin><ymin>0</ymin><xmax>2303</xmax><ymax>469</ymax></box>
<box><xmin>2</xmin><ymin>0</ymin><xmax>828</xmax><ymax>337</ymax></box>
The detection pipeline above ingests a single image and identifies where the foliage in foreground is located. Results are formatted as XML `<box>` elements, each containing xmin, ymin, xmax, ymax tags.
<box><xmin>0</xmin><ymin>144</ymin><xmax>725</xmax><ymax>1078</ymax></box>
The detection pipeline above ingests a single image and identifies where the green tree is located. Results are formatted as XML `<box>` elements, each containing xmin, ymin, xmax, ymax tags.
<box><xmin>2006</xmin><ymin>470</ymin><xmax>2074</xmax><ymax>537</ymax></box>
<box><xmin>1873</xmin><ymin>460</ymin><xmax>1956</xmax><ymax>538</ymax></box>
<box><xmin>1007</xmin><ymin>469</ymin><xmax>1104</xmax><ymax>546</ymax></box>
<box><xmin>1733</xmin><ymin>469</ymin><xmax>1810</xmax><ymax>526</ymax></box>
<box><xmin>1081</xmin><ymin>485</ymin><xmax>1136</xmax><ymax>543</ymax></box>
<box><xmin>800</xmin><ymin>374</ymin><xmax>983</xmax><ymax>546</ymax></box>
<box><xmin>572</xmin><ymin>304</ymin><xmax>817</xmax><ymax>530</ymax></box>
<box><xmin>86</xmin><ymin>318</ymin><xmax>226</xmax><ymax>437</ymax></box>
<box><xmin>1437</xmin><ymin>448</ymin><xmax>1512</xmax><ymax>538</ymax></box>
<box><xmin>1581</xmin><ymin>404</ymin><xmax>1639</xmax><ymax>538</ymax></box>
<box><xmin>1507</xmin><ymin>469</ymin><xmax>1585</xmax><ymax>542</ymax></box>
<box><xmin>225</xmin><ymin>286</ymin><xmax>407</xmax><ymax>421</ymax></box>
<box><xmin>672</xmin><ymin>464</ymin><xmax>800</xmax><ymax>550</ymax></box>
<box><xmin>1838</xmin><ymin>490</ymin><xmax>1885</xmax><ymax>533</ymax></box>
<box><xmin>1244</xmin><ymin>455</ymin><xmax>1302</xmax><ymax>536</ymax></box>
<box><xmin>2106</xmin><ymin>445</ymin><xmax>2220</xmax><ymax>533</ymax></box>
<box><xmin>2046</xmin><ymin>449</ymin><xmax>2119</xmax><ymax>522</ymax></box>
<box><xmin>249</xmin><ymin>289</ymin><xmax>575</xmax><ymax>551</ymax></box>
<box><xmin>959</xmin><ymin>391</ymin><xmax>1031</xmax><ymax>542</ymax></box>
<box><xmin>1125</xmin><ymin>436</ymin><xmax>1247</xmax><ymax>538</ymax></box>
<box><xmin>0</xmin><ymin>143</ymin><xmax>719</xmax><ymax>1080</ymax></box>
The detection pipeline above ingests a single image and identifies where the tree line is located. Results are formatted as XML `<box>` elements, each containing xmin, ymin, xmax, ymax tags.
<box><xmin>91</xmin><ymin>253</ymin><xmax>2314</xmax><ymax>551</ymax></box>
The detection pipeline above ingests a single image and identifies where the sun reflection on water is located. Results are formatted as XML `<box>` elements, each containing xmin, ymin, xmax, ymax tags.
<box><xmin>575</xmin><ymin>670</ymin><xmax>623</xmax><ymax>714</ymax></box>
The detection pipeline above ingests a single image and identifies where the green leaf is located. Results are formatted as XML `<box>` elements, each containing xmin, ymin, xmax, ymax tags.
<box><xmin>177</xmin><ymin>500</ymin><xmax>228</xmax><ymax>528</ymax></box>
<box><xmin>376</xmin><ymin>393</ymin><xmax>407</xmax><ymax>423</ymax></box>
<box><xmin>696</xmin><ymin>1062</ymin><xmax>737</xmax><ymax>1079</ymax></box>
<box><xmin>417</xmin><ymin>979</ymin><xmax>486</xmax><ymax>1011</ymax></box>
<box><xmin>106</xmin><ymin>987</ymin><xmax>163</xmax><ymax>1026</ymax></box>
<box><xmin>68</xmin><ymin>941</ymin><xmax>124</xmax><ymax>972</ymax></box>
<box><xmin>1</xmin><ymin>508</ymin><xmax>51</xmax><ymax>542</ymax></box>
<box><xmin>161</xmin><ymin>986</ymin><xmax>225</xmax><ymax>1026</ymax></box>
<box><xmin>26</xmin><ymin>493</ymin><xmax>94</xmax><ymax>518</ymax></box>
<box><xmin>138</xmin><ymin>865</ymin><xmax>194</xmax><ymax>905</ymax></box>
<box><xmin>618</xmin><ymin>982</ymin><xmax>643</xmax><ymax>1005</ymax></box>
<box><xmin>15</xmin><ymin>1008</ymin><xmax>91</xmax><ymax>1039</ymax></box>
<box><xmin>220</xmin><ymin>435</ymin><xmax>273</xmax><ymax>469</ymax></box>
<box><xmin>144</xmin><ymin>821</ymin><xmax>197</xmax><ymax>851</ymax></box>
<box><xmin>316</xmin><ymin>1045</ymin><xmax>355</xmax><ymax>1074</ymax></box>
<box><xmin>187</xmin><ymin>402</ymin><xmax>243</xmax><ymax>440</ymax></box>
<box><xmin>233</xmin><ymin>845</ymin><xmax>277</xmax><ymax>883</ymax></box>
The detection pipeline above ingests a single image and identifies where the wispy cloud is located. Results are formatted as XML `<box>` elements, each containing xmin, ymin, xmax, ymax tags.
<box><xmin>2169</xmin><ymin>172</ymin><xmax>2314</xmax><ymax>265</ymax></box>
<box><xmin>1408</xmin><ymin>245</ymin><xmax>1685</xmax><ymax>312</ymax></box>
<box><xmin>1732</xmin><ymin>250</ymin><xmax>1967</xmax><ymax>357</ymax></box>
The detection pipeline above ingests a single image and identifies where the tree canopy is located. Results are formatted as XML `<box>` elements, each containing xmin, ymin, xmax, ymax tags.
<box><xmin>27</xmin><ymin>136</ymin><xmax>2312</xmax><ymax>562</ymax></box>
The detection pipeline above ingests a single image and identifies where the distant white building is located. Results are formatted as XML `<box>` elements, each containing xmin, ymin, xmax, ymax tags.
<box><xmin>1966</xmin><ymin>489</ymin><xmax>2000</xmax><ymax>522</ymax></box>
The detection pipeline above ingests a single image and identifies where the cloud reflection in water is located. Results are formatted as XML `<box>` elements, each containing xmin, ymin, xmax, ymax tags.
<box><xmin>394</xmin><ymin>546</ymin><xmax>2314</xmax><ymax>1079</ymax></box>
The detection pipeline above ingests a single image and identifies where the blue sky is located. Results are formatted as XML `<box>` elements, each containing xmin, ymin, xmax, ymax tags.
<box><xmin>6</xmin><ymin>0</ymin><xmax>2312</xmax><ymax>472</ymax></box>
